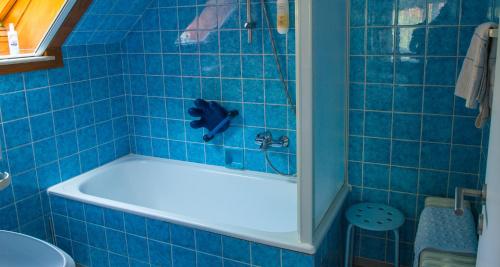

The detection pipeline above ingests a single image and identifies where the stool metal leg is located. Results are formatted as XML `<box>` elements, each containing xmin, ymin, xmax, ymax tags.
<box><xmin>393</xmin><ymin>229</ymin><xmax>400</xmax><ymax>267</ymax></box>
<box><xmin>344</xmin><ymin>224</ymin><xmax>354</xmax><ymax>267</ymax></box>
<box><xmin>349</xmin><ymin>226</ymin><xmax>354</xmax><ymax>264</ymax></box>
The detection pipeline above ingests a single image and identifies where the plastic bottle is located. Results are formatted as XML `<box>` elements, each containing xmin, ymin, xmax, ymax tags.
<box><xmin>8</xmin><ymin>23</ymin><xmax>19</xmax><ymax>56</ymax></box>
<box><xmin>277</xmin><ymin>0</ymin><xmax>289</xmax><ymax>34</ymax></box>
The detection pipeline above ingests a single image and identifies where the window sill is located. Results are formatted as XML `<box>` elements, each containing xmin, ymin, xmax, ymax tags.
<box><xmin>0</xmin><ymin>47</ymin><xmax>63</xmax><ymax>75</ymax></box>
<box><xmin>0</xmin><ymin>55</ymin><xmax>56</xmax><ymax>66</ymax></box>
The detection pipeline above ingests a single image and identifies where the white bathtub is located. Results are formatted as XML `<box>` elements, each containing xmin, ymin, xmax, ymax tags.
<box><xmin>48</xmin><ymin>155</ymin><xmax>314</xmax><ymax>253</ymax></box>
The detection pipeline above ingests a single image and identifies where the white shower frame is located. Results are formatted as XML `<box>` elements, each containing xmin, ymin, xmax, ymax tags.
<box><xmin>295</xmin><ymin>0</ymin><xmax>350</xmax><ymax>248</ymax></box>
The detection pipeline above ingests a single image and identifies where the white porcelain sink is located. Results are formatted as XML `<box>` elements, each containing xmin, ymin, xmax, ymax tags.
<box><xmin>0</xmin><ymin>231</ymin><xmax>74</xmax><ymax>267</ymax></box>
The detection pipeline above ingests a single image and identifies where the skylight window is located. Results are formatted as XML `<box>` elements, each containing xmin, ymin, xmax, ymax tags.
<box><xmin>0</xmin><ymin>0</ymin><xmax>76</xmax><ymax>60</ymax></box>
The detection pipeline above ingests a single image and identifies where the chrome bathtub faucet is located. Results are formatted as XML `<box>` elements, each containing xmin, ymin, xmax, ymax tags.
<box><xmin>255</xmin><ymin>131</ymin><xmax>289</xmax><ymax>150</ymax></box>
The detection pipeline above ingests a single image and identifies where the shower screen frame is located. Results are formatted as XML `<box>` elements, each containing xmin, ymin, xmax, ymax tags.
<box><xmin>295</xmin><ymin>0</ymin><xmax>350</xmax><ymax>247</ymax></box>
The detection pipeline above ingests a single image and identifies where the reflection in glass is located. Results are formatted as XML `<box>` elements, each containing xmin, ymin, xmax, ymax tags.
<box><xmin>178</xmin><ymin>0</ymin><xmax>237</xmax><ymax>45</ymax></box>
<box><xmin>398</xmin><ymin>1</ymin><xmax>425</xmax><ymax>25</ymax></box>
<box><xmin>398</xmin><ymin>27</ymin><xmax>425</xmax><ymax>55</ymax></box>
<box><xmin>427</xmin><ymin>1</ymin><xmax>448</xmax><ymax>24</ymax></box>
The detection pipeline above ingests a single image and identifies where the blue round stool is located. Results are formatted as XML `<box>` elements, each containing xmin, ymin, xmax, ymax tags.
<box><xmin>344</xmin><ymin>203</ymin><xmax>405</xmax><ymax>267</ymax></box>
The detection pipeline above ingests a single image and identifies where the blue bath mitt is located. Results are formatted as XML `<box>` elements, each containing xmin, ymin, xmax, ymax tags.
<box><xmin>188</xmin><ymin>99</ymin><xmax>238</xmax><ymax>142</ymax></box>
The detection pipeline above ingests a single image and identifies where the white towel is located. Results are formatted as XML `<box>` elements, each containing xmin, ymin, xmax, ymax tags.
<box><xmin>455</xmin><ymin>22</ymin><xmax>498</xmax><ymax>128</ymax></box>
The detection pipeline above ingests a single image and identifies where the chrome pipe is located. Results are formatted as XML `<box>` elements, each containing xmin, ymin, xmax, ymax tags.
<box><xmin>454</xmin><ymin>187</ymin><xmax>466</xmax><ymax>216</ymax></box>
<box><xmin>247</xmin><ymin>0</ymin><xmax>251</xmax><ymax>42</ymax></box>
<box><xmin>454</xmin><ymin>185</ymin><xmax>487</xmax><ymax>216</ymax></box>
<box><xmin>244</xmin><ymin>0</ymin><xmax>255</xmax><ymax>43</ymax></box>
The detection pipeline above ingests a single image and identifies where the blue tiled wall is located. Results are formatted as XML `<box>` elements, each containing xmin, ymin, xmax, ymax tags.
<box><xmin>121</xmin><ymin>0</ymin><xmax>297</xmax><ymax>174</ymax></box>
<box><xmin>49</xmin><ymin>193</ymin><xmax>343</xmax><ymax>267</ymax></box>
<box><xmin>0</xmin><ymin>44</ymin><xmax>130</xmax><ymax>239</ymax></box>
<box><xmin>66</xmin><ymin>0</ymin><xmax>154</xmax><ymax>45</ymax></box>
<box><xmin>348</xmin><ymin>0</ymin><xmax>495</xmax><ymax>265</ymax></box>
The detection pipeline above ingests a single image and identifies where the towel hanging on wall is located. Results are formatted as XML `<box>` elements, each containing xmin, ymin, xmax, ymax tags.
<box><xmin>455</xmin><ymin>22</ymin><xmax>498</xmax><ymax>128</ymax></box>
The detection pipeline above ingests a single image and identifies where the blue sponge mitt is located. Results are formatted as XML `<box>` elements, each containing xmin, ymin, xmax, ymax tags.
<box><xmin>188</xmin><ymin>99</ymin><xmax>239</xmax><ymax>142</ymax></box>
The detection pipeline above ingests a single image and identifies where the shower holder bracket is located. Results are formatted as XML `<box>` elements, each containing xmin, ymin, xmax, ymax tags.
<box><xmin>244</xmin><ymin>21</ymin><xmax>256</xmax><ymax>29</ymax></box>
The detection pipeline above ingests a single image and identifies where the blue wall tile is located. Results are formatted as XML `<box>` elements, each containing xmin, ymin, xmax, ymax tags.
<box><xmin>425</xmin><ymin>57</ymin><xmax>457</xmax><ymax>86</ymax></box>
<box><xmin>1</xmin><ymin>92</ymin><xmax>28</xmax><ymax>121</ymax></box>
<box><xmin>222</xmin><ymin>236</ymin><xmax>250</xmax><ymax>263</ymax></box>
<box><xmin>461</xmin><ymin>0</ymin><xmax>492</xmax><ymax>25</ymax></box>
<box><xmin>365</xmin><ymin>112</ymin><xmax>392</xmax><ymax>138</ymax></box>
<box><xmin>148</xmin><ymin>240</ymin><xmax>171</xmax><ymax>266</ymax></box>
<box><xmin>350</xmin><ymin>28</ymin><xmax>365</xmax><ymax>55</ymax></box>
<box><xmin>283</xmin><ymin>250</ymin><xmax>314</xmax><ymax>267</ymax></box>
<box><xmin>391</xmin><ymin>140</ymin><xmax>420</xmax><ymax>167</ymax></box>
<box><xmin>453</xmin><ymin>116</ymin><xmax>482</xmax><ymax>145</ymax></box>
<box><xmin>364</xmin><ymin>138</ymin><xmax>391</xmax><ymax>164</ymax></box>
<box><xmin>367</xmin><ymin>0</ymin><xmax>396</xmax><ymax>26</ymax></box>
<box><xmin>364</xmin><ymin>163</ymin><xmax>390</xmax><ymax>190</ymax></box>
<box><xmin>427</xmin><ymin>27</ymin><xmax>458</xmax><ymax>56</ymax></box>
<box><xmin>392</xmin><ymin>114</ymin><xmax>421</xmax><ymax>140</ymax></box>
<box><xmin>422</xmin><ymin>115</ymin><xmax>453</xmax><ymax>142</ymax></box>
<box><xmin>127</xmin><ymin>234</ymin><xmax>149</xmax><ymax>262</ymax></box>
<box><xmin>390</xmin><ymin>167</ymin><xmax>418</xmax><ymax>193</ymax></box>
<box><xmin>171</xmin><ymin>224</ymin><xmax>195</xmax><ymax>249</ymax></box>
<box><xmin>124</xmin><ymin>213</ymin><xmax>146</xmax><ymax>236</ymax></box>
<box><xmin>84</xmin><ymin>204</ymin><xmax>104</xmax><ymax>225</ymax></box>
<box><xmin>0</xmin><ymin>74</ymin><xmax>23</xmax><ymax>93</ymax></box>
<box><xmin>4</xmin><ymin>119</ymin><xmax>31</xmax><ymax>148</ymax></box>
<box><xmin>365</xmin><ymin>84</ymin><xmax>393</xmax><ymax>111</ymax></box>
<box><xmin>367</xmin><ymin>28</ymin><xmax>394</xmax><ymax>54</ymax></box>
<box><xmin>423</xmin><ymin>86</ymin><xmax>454</xmax><ymax>114</ymax></box>
<box><xmin>419</xmin><ymin>170</ymin><xmax>448</xmax><ymax>196</ymax></box>
<box><xmin>350</xmin><ymin>56</ymin><xmax>365</xmax><ymax>83</ymax></box>
<box><xmin>393</xmin><ymin>86</ymin><xmax>423</xmax><ymax>112</ymax></box>
<box><xmin>350</xmin><ymin>0</ymin><xmax>366</xmax><ymax>26</ymax></box>
<box><xmin>11</xmin><ymin>170</ymin><xmax>38</xmax><ymax>200</ymax></box>
<box><xmin>106</xmin><ymin>229</ymin><xmax>127</xmax><ymax>255</ymax></box>
<box><xmin>366</xmin><ymin>56</ymin><xmax>394</xmax><ymax>83</ymax></box>
<box><xmin>451</xmin><ymin>145</ymin><xmax>480</xmax><ymax>173</ymax></box>
<box><xmin>395</xmin><ymin>57</ymin><xmax>424</xmax><ymax>84</ymax></box>
<box><xmin>26</xmin><ymin>88</ymin><xmax>51</xmax><ymax>115</ymax></box>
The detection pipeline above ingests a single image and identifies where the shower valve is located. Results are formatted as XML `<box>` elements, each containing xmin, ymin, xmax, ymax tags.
<box><xmin>255</xmin><ymin>131</ymin><xmax>289</xmax><ymax>150</ymax></box>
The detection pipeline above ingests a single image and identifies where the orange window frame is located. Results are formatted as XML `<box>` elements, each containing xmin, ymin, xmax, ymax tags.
<box><xmin>0</xmin><ymin>0</ymin><xmax>92</xmax><ymax>75</ymax></box>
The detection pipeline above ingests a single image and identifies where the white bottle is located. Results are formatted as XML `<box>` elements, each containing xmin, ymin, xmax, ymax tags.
<box><xmin>8</xmin><ymin>23</ymin><xmax>19</xmax><ymax>56</ymax></box>
<box><xmin>276</xmin><ymin>0</ymin><xmax>289</xmax><ymax>35</ymax></box>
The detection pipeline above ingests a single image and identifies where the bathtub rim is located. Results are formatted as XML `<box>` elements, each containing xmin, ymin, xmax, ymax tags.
<box><xmin>48</xmin><ymin>154</ymin><xmax>317</xmax><ymax>254</ymax></box>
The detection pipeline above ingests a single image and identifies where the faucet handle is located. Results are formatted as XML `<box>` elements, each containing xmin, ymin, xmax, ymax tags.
<box><xmin>255</xmin><ymin>132</ymin><xmax>271</xmax><ymax>147</ymax></box>
<box><xmin>278</xmin><ymin>136</ymin><xmax>289</xmax><ymax>148</ymax></box>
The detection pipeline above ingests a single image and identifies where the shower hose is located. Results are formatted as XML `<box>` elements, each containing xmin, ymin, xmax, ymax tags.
<box><xmin>260</xmin><ymin>0</ymin><xmax>296</xmax><ymax>177</ymax></box>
